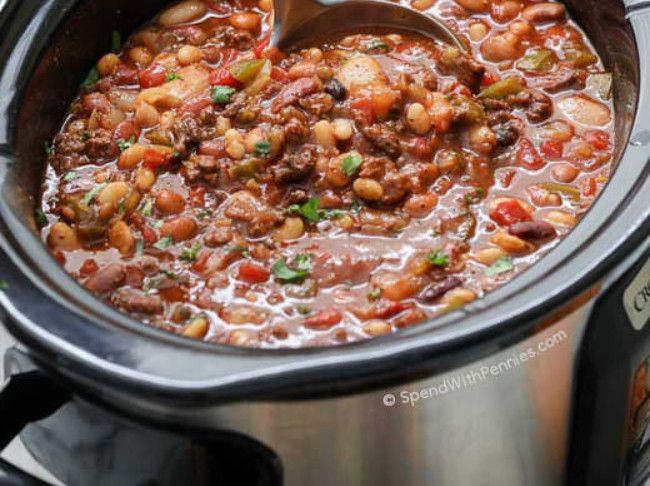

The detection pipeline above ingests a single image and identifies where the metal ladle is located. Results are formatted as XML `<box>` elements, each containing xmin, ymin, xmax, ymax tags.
<box><xmin>270</xmin><ymin>0</ymin><xmax>465</xmax><ymax>51</ymax></box>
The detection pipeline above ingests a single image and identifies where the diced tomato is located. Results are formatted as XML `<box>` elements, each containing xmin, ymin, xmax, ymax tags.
<box><xmin>143</xmin><ymin>149</ymin><xmax>169</xmax><ymax>169</ymax></box>
<box><xmin>540</xmin><ymin>140</ymin><xmax>564</xmax><ymax>160</ymax></box>
<box><xmin>304</xmin><ymin>309</ymin><xmax>343</xmax><ymax>330</ymax></box>
<box><xmin>138</xmin><ymin>64</ymin><xmax>167</xmax><ymax>88</ymax></box>
<box><xmin>125</xmin><ymin>266</ymin><xmax>145</xmax><ymax>288</ymax></box>
<box><xmin>482</xmin><ymin>71</ymin><xmax>498</xmax><ymax>87</ymax></box>
<box><xmin>517</xmin><ymin>138</ymin><xmax>545</xmax><ymax>170</ymax></box>
<box><xmin>585</xmin><ymin>130</ymin><xmax>611</xmax><ymax>151</ymax></box>
<box><xmin>409</xmin><ymin>136</ymin><xmax>434</xmax><ymax>159</ymax></box>
<box><xmin>178</xmin><ymin>95</ymin><xmax>213</xmax><ymax>116</ymax></box>
<box><xmin>237</xmin><ymin>263</ymin><xmax>271</xmax><ymax>284</ymax></box>
<box><xmin>141</xmin><ymin>225</ymin><xmax>158</xmax><ymax>245</ymax></box>
<box><xmin>192</xmin><ymin>251</ymin><xmax>212</xmax><ymax>273</ymax></box>
<box><xmin>270</xmin><ymin>66</ymin><xmax>290</xmax><ymax>83</ymax></box>
<box><xmin>490</xmin><ymin>200</ymin><xmax>532</xmax><ymax>226</ymax></box>
<box><xmin>373</xmin><ymin>301</ymin><xmax>411</xmax><ymax>319</ymax></box>
<box><xmin>113</xmin><ymin>64</ymin><xmax>139</xmax><ymax>85</ymax></box>
<box><xmin>253</xmin><ymin>37</ymin><xmax>270</xmax><ymax>59</ymax></box>
<box><xmin>209</xmin><ymin>67</ymin><xmax>241</xmax><ymax>88</ymax></box>
<box><xmin>79</xmin><ymin>259</ymin><xmax>98</xmax><ymax>278</ymax></box>
<box><xmin>112</xmin><ymin>120</ymin><xmax>139</xmax><ymax>145</ymax></box>
<box><xmin>351</xmin><ymin>97</ymin><xmax>373</xmax><ymax>125</ymax></box>
<box><xmin>394</xmin><ymin>308</ymin><xmax>428</xmax><ymax>328</ymax></box>
<box><xmin>581</xmin><ymin>176</ymin><xmax>597</xmax><ymax>197</ymax></box>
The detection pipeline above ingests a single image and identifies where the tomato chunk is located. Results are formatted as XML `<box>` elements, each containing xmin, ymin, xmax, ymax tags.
<box><xmin>270</xmin><ymin>66</ymin><xmax>290</xmax><ymax>83</ymax></box>
<box><xmin>253</xmin><ymin>37</ymin><xmax>270</xmax><ymax>59</ymax></box>
<box><xmin>237</xmin><ymin>262</ymin><xmax>271</xmax><ymax>284</ymax></box>
<box><xmin>209</xmin><ymin>67</ymin><xmax>241</xmax><ymax>88</ymax></box>
<box><xmin>540</xmin><ymin>140</ymin><xmax>563</xmax><ymax>160</ymax></box>
<box><xmin>490</xmin><ymin>200</ymin><xmax>532</xmax><ymax>226</ymax></box>
<box><xmin>517</xmin><ymin>139</ymin><xmax>545</xmax><ymax>170</ymax></box>
<box><xmin>138</xmin><ymin>64</ymin><xmax>167</xmax><ymax>88</ymax></box>
<box><xmin>585</xmin><ymin>130</ymin><xmax>611</xmax><ymax>151</ymax></box>
<box><xmin>304</xmin><ymin>309</ymin><xmax>343</xmax><ymax>330</ymax></box>
<box><xmin>143</xmin><ymin>149</ymin><xmax>169</xmax><ymax>169</ymax></box>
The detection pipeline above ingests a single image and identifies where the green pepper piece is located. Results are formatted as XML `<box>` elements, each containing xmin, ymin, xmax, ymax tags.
<box><xmin>539</xmin><ymin>182</ymin><xmax>581</xmax><ymax>200</ymax></box>
<box><xmin>231</xmin><ymin>159</ymin><xmax>259</xmax><ymax>178</ymax></box>
<box><xmin>451</xmin><ymin>96</ymin><xmax>485</xmax><ymax>124</ymax></box>
<box><xmin>516</xmin><ymin>49</ymin><xmax>556</xmax><ymax>72</ymax></box>
<box><xmin>477</xmin><ymin>78</ymin><xmax>523</xmax><ymax>99</ymax></box>
<box><xmin>228</xmin><ymin>59</ymin><xmax>266</xmax><ymax>84</ymax></box>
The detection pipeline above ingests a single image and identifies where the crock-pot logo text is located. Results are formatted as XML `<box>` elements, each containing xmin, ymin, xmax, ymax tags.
<box><xmin>623</xmin><ymin>258</ymin><xmax>650</xmax><ymax>331</ymax></box>
<box><xmin>382</xmin><ymin>330</ymin><xmax>567</xmax><ymax>408</ymax></box>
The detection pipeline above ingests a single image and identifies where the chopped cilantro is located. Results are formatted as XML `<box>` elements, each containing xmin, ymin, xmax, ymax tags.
<box><xmin>297</xmin><ymin>305</ymin><xmax>312</xmax><ymax>315</ymax></box>
<box><xmin>0</xmin><ymin>280</ymin><xmax>8</xmax><ymax>291</ymax></box>
<box><xmin>166</xmin><ymin>71</ymin><xmax>183</xmax><ymax>82</ymax></box>
<box><xmin>63</xmin><ymin>171</ymin><xmax>77</xmax><ymax>182</ymax></box>
<box><xmin>299</xmin><ymin>197</ymin><xmax>321</xmax><ymax>223</ymax></box>
<box><xmin>227</xmin><ymin>245</ymin><xmax>249</xmax><ymax>258</ymax></box>
<box><xmin>141</xmin><ymin>197</ymin><xmax>154</xmax><ymax>217</ymax></box>
<box><xmin>117</xmin><ymin>135</ymin><xmax>136</xmax><ymax>152</ymax></box>
<box><xmin>44</xmin><ymin>142</ymin><xmax>54</xmax><ymax>156</ymax></box>
<box><xmin>83</xmin><ymin>183</ymin><xmax>107</xmax><ymax>205</ymax></box>
<box><xmin>117</xmin><ymin>201</ymin><xmax>126</xmax><ymax>214</ymax></box>
<box><xmin>365</xmin><ymin>40</ymin><xmax>389</xmax><ymax>52</ymax></box>
<box><xmin>349</xmin><ymin>201</ymin><xmax>362</xmax><ymax>214</ymax></box>
<box><xmin>254</xmin><ymin>140</ymin><xmax>271</xmax><ymax>156</ymax></box>
<box><xmin>153</xmin><ymin>235</ymin><xmax>173</xmax><ymax>250</ymax></box>
<box><xmin>427</xmin><ymin>250</ymin><xmax>449</xmax><ymax>267</ymax></box>
<box><xmin>341</xmin><ymin>152</ymin><xmax>363</xmax><ymax>177</ymax></box>
<box><xmin>81</xmin><ymin>131</ymin><xmax>90</xmax><ymax>141</ymax></box>
<box><xmin>151</xmin><ymin>219</ymin><xmax>164</xmax><ymax>229</ymax></box>
<box><xmin>82</xmin><ymin>67</ymin><xmax>99</xmax><ymax>87</ymax></box>
<box><xmin>212</xmin><ymin>85</ymin><xmax>236</xmax><ymax>104</ymax></box>
<box><xmin>111</xmin><ymin>30</ymin><xmax>122</xmax><ymax>53</ymax></box>
<box><xmin>322</xmin><ymin>209</ymin><xmax>345</xmax><ymax>219</ymax></box>
<box><xmin>35</xmin><ymin>209</ymin><xmax>47</xmax><ymax>227</ymax></box>
<box><xmin>180</xmin><ymin>242</ymin><xmax>202</xmax><ymax>262</ymax></box>
<box><xmin>142</xmin><ymin>277</ymin><xmax>161</xmax><ymax>294</ymax></box>
<box><xmin>485</xmin><ymin>256</ymin><xmax>514</xmax><ymax>277</ymax></box>
<box><xmin>368</xmin><ymin>288</ymin><xmax>382</xmax><ymax>301</ymax></box>
<box><xmin>272</xmin><ymin>254</ymin><xmax>312</xmax><ymax>283</ymax></box>
<box><xmin>196</xmin><ymin>210</ymin><xmax>212</xmax><ymax>220</ymax></box>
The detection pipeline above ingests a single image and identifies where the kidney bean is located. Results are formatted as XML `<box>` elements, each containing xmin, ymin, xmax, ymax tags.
<box><xmin>419</xmin><ymin>277</ymin><xmax>463</xmax><ymax>303</ymax></box>
<box><xmin>508</xmin><ymin>221</ymin><xmax>557</xmax><ymax>241</ymax></box>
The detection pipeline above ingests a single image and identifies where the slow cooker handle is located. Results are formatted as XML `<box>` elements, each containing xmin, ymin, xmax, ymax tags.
<box><xmin>0</xmin><ymin>369</ymin><xmax>69</xmax><ymax>485</ymax></box>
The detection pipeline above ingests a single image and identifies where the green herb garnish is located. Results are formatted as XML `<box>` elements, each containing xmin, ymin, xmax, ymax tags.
<box><xmin>485</xmin><ymin>256</ymin><xmax>515</xmax><ymax>277</ymax></box>
<box><xmin>212</xmin><ymin>85</ymin><xmax>236</xmax><ymax>104</ymax></box>
<box><xmin>297</xmin><ymin>305</ymin><xmax>312</xmax><ymax>315</ymax></box>
<box><xmin>272</xmin><ymin>254</ymin><xmax>312</xmax><ymax>283</ymax></box>
<box><xmin>64</xmin><ymin>171</ymin><xmax>77</xmax><ymax>182</ymax></box>
<box><xmin>153</xmin><ymin>235</ymin><xmax>173</xmax><ymax>250</ymax></box>
<box><xmin>227</xmin><ymin>244</ymin><xmax>250</xmax><ymax>258</ymax></box>
<box><xmin>341</xmin><ymin>152</ymin><xmax>363</xmax><ymax>177</ymax></box>
<box><xmin>196</xmin><ymin>210</ymin><xmax>212</xmax><ymax>220</ymax></box>
<box><xmin>44</xmin><ymin>142</ymin><xmax>54</xmax><ymax>156</ymax></box>
<box><xmin>254</xmin><ymin>140</ymin><xmax>271</xmax><ymax>156</ymax></box>
<box><xmin>368</xmin><ymin>288</ymin><xmax>382</xmax><ymax>300</ymax></box>
<box><xmin>81</xmin><ymin>131</ymin><xmax>90</xmax><ymax>141</ymax></box>
<box><xmin>180</xmin><ymin>242</ymin><xmax>202</xmax><ymax>262</ymax></box>
<box><xmin>35</xmin><ymin>209</ymin><xmax>47</xmax><ymax>227</ymax></box>
<box><xmin>299</xmin><ymin>197</ymin><xmax>321</xmax><ymax>223</ymax></box>
<box><xmin>166</xmin><ymin>71</ymin><xmax>183</xmax><ymax>82</ymax></box>
<box><xmin>141</xmin><ymin>197</ymin><xmax>154</xmax><ymax>217</ymax></box>
<box><xmin>83</xmin><ymin>183</ymin><xmax>107</xmax><ymax>205</ymax></box>
<box><xmin>82</xmin><ymin>67</ymin><xmax>100</xmax><ymax>87</ymax></box>
<box><xmin>427</xmin><ymin>250</ymin><xmax>449</xmax><ymax>267</ymax></box>
<box><xmin>117</xmin><ymin>135</ymin><xmax>136</xmax><ymax>152</ymax></box>
<box><xmin>365</xmin><ymin>40</ymin><xmax>389</xmax><ymax>52</ymax></box>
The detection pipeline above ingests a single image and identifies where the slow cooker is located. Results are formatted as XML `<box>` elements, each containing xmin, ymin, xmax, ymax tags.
<box><xmin>0</xmin><ymin>0</ymin><xmax>649</xmax><ymax>484</ymax></box>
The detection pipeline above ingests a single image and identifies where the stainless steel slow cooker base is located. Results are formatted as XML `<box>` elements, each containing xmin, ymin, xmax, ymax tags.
<box><xmin>0</xmin><ymin>0</ymin><xmax>649</xmax><ymax>485</ymax></box>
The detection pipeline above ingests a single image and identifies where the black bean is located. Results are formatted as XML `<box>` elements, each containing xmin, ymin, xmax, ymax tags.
<box><xmin>419</xmin><ymin>277</ymin><xmax>462</xmax><ymax>303</ymax></box>
<box><xmin>324</xmin><ymin>78</ymin><xmax>347</xmax><ymax>100</ymax></box>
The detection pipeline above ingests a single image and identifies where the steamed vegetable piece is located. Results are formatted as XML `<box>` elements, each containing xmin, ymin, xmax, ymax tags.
<box><xmin>478</xmin><ymin>78</ymin><xmax>523</xmax><ymax>98</ymax></box>
<box><xmin>516</xmin><ymin>49</ymin><xmax>556</xmax><ymax>72</ymax></box>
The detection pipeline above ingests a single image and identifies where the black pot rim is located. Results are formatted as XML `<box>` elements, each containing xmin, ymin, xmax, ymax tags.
<box><xmin>0</xmin><ymin>0</ymin><xmax>649</xmax><ymax>402</ymax></box>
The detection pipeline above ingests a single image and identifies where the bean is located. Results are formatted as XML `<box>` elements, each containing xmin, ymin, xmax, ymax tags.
<box><xmin>258</xmin><ymin>0</ymin><xmax>272</xmax><ymax>12</ymax></box>
<box><xmin>316</xmin><ymin>66</ymin><xmax>333</xmax><ymax>81</ymax></box>
<box><xmin>216</xmin><ymin>116</ymin><xmax>232</xmax><ymax>136</ymax></box>
<box><xmin>544</xmin><ymin>210</ymin><xmax>577</xmax><ymax>227</ymax></box>
<box><xmin>441</xmin><ymin>288</ymin><xmax>476</xmax><ymax>309</ymax></box>
<box><xmin>481</xmin><ymin>32</ymin><xmax>521</xmax><ymax>62</ymax></box>
<box><xmin>97</xmin><ymin>53</ymin><xmax>119</xmax><ymax>77</ymax></box>
<box><xmin>220</xmin><ymin>305</ymin><xmax>268</xmax><ymax>324</ymax></box>
<box><xmin>228</xmin><ymin>12</ymin><xmax>261</xmax><ymax>31</ymax></box>
<box><xmin>155</xmin><ymin>189</ymin><xmax>185</xmax><ymax>214</ymax></box>
<box><xmin>273</xmin><ymin>217</ymin><xmax>304</xmax><ymax>242</ymax></box>
<box><xmin>135</xmin><ymin>102</ymin><xmax>160</xmax><ymax>128</ymax></box>
<box><xmin>558</xmin><ymin>95</ymin><xmax>611</xmax><ymax>127</ymax></box>
<box><xmin>473</xmin><ymin>247</ymin><xmax>507</xmax><ymax>265</ymax></box>
<box><xmin>372</xmin><ymin>271</ymin><xmax>425</xmax><ymax>301</ymax></box>
<box><xmin>288</xmin><ymin>62</ymin><xmax>316</xmax><ymax>80</ymax></box>
<box><xmin>128</xmin><ymin>47</ymin><xmax>153</xmax><ymax>66</ymax></box>
<box><xmin>326</xmin><ymin>158</ymin><xmax>350</xmax><ymax>188</ymax></box>
<box><xmin>509</xmin><ymin>221</ymin><xmax>557</xmax><ymax>241</ymax></box>
<box><xmin>429</xmin><ymin>92</ymin><xmax>453</xmax><ymax>133</ymax></box>
<box><xmin>469</xmin><ymin>22</ymin><xmax>488</xmax><ymax>41</ymax></box>
<box><xmin>182</xmin><ymin>315</ymin><xmax>209</xmax><ymax>338</ymax></box>
<box><xmin>491</xmin><ymin>231</ymin><xmax>536</xmax><ymax>254</ymax></box>
<box><xmin>313</xmin><ymin>120</ymin><xmax>336</xmax><ymax>147</ymax></box>
<box><xmin>225</xmin><ymin>129</ymin><xmax>245</xmax><ymax>160</ymax></box>
<box><xmin>135</xmin><ymin>168</ymin><xmax>156</xmax><ymax>192</ymax></box>
<box><xmin>419</xmin><ymin>277</ymin><xmax>463</xmax><ymax>303</ymax></box>
<box><xmin>406</xmin><ymin>102</ymin><xmax>431</xmax><ymax>135</ymax></box>
<box><xmin>85</xmin><ymin>264</ymin><xmax>125</xmax><ymax>295</ymax></box>
<box><xmin>353</xmin><ymin>178</ymin><xmax>384</xmax><ymax>201</ymax></box>
<box><xmin>403</xmin><ymin>193</ymin><xmax>438</xmax><ymax>218</ymax></box>
<box><xmin>412</xmin><ymin>0</ymin><xmax>435</xmax><ymax>10</ymax></box>
<box><xmin>454</xmin><ymin>0</ymin><xmax>489</xmax><ymax>11</ymax></box>
<box><xmin>228</xmin><ymin>329</ymin><xmax>252</xmax><ymax>346</ymax></box>
<box><xmin>160</xmin><ymin>217</ymin><xmax>198</xmax><ymax>242</ymax></box>
<box><xmin>48</xmin><ymin>222</ymin><xmax>81</xmax><ymax>251</ymax></box>
<box><xmin>118</xmin><ymin>144</ymin><xmax>147</xmax><ymax>169</ymax></box>
<box><xmin>98</xmin><ymin>182</ymin><xmax>129</xmax><ymax>206</ymax></box>
<box><xmin>509</xmin><ymin>21</ymin><xmax>533</xmax><ymax>36</ymax></box>
<box><xmin>108</xmin><ymin>220</ymin><xmax>135</xmax><ymax>255</ymax></box>
<box><xmin>363</xmin><ymin>320</ymin><xmax>392</xmax><ymax>336</ymax></box>
<box><xmin>159</xmin><ymin>0</ymin><xmax>207</xmax><ymax>27</ymax></box>
<box><xmin>244</xmin><ymin>127</ymin><xmax>265</xmax><ymax>153</ymax></box>
<box><xmin>522</xmin><ymin>2</ymin><xmax>565</xmax><ymax>23</ymax></box>
<box><xmin>552</xmin><ymin>163</ymin><xmax>578</xmax><ymax>183</ymax></box>
<box><xmin>469</xmin><ymin>125</ymin><xmax>497</xmax><ymax>154</ymax></box>
<box><xmin>177</xmin><ymin>45</ymin><xmax>203</xmax><ymax>65</ymax></box>
<box><xmin>332</xmin><ymin>119</ymin><xmax>353</xmax><ymax>140</ymax></box>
